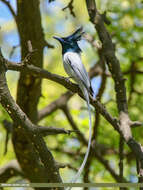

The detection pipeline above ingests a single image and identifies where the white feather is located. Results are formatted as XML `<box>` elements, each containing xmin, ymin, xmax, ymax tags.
<box><xmin>63</xmin><ymin>52</ymin><xmax>92</xmax><ymax>187</ymax></box>
<box><xmin>63</xmin><ymin>52</ymin><xmax>91</xmax><ymax>89</ymax></box>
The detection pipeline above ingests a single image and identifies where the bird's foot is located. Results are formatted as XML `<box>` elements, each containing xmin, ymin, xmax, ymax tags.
<box><xmin>66</xmin><ymin>76</ymin><xmax>73</xmax><ymax>82</ymax></box>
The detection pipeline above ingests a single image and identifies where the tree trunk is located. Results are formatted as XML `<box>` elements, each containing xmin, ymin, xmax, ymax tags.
<box><xmin>11</xmin><ymin>0</ymin><xmax>63</xmax><ymax>187</ymax></box>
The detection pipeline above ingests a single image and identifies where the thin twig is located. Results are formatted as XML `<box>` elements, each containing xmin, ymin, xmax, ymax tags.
<box><xmin>0</xmin><ymin>0</ymin><xmax>17</xmax><ymax>20</ymax></box>
<box><xmin>35</xmin><ymin>126</ymin><xmax>76</xmax><ymax>136</ymax></box>
<box><xmin>119</xmin><ymin>136</ymin><xmax>124</xmax><ymax>185</ymax></box>
<box><xmin>62</xmin><ymin>0</ymin><xmax>75</xmax><ymax>17</ymax></box>
<box><xmin>38</xmin><ymin>91</ymin><xmax>73</xmax><ymax>121</ymax></box>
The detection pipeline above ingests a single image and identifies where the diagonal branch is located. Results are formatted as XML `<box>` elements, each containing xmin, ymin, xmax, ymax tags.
<box><xmin>61</xmin><ymin>106</ymin><xmax>125</xmax><ymax>182</ymax></box>
<box><xmin>85</xmin><ymin>0</ymin><xmax>143</xmax><ymax>181</ymax></box>
<box><xmin>0</xmin><ymin>52</ymin><xmax>63</xmax><ymax>186</ymax></box>
<box><xmin>38</xmin><ymin>91</ymin><xmax>73</xmax><ymax>121</ymax></box>
<box><xmin>1</xmin><ymin>49</ymin><xmax>143</xmax><ymax>175</ymax></box>
<box><xmin>62</xmin><ymin>105</ymin><xmax>87</xmax><ymax>145</ymax></box>
<box><xmin>0</xmin><ymin>51</ymin><xmax>125</xmax><ymax>183</ymax></box>
<box><xmin>38</xmin><ymin>63</ymin><xmax>104</xmax><ymax>122</ymax></box>
<box><xmin>62</xmin><ymin>0</ymin><xmax>75</xmax><ymax>17</ymax></box>
<box><xmin>0</xmin><ymin>52</ymin><xmax>136</xmax><ymax>133</ymax></box>
<box><xmin>6</xmin><ymin>59</ymin><xmax>79</xmax><ymax>92</ymax></box>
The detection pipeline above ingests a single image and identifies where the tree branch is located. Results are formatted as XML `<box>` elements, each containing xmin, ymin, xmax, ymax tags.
<box><xmin>38</xmin><ymin>62</ymin><xmax>104</xmax><ymax>122</ymax></box>
<box><xmin>85</xmin><ymin>0</ymin><xmax>143</xmax><ymax>180</ymax></box>
<box><xmin>0</xmin><ymin>0</ymin><xmax>17</xmax><ymax>20</ymax></box>
<box><xmin>52</xmin><ymin>147</ymin><xmax>85</xmax><ymax>158</ymax></box>
<box><xmin>62</xmin><ymin>105</ymin><xmax>87</xmax><ymax>145</ymax></box>
<box><xmin>2</xmin><ymin>120</ymin><xmax>13</xmax><ymax>155</ymax></box>
<box><xmin>62</xmin><ymin>106</ymin><xmax>125</xmax><ymax>182</ymax></box>
<box><xmin>35</xmin><ymin>126</ymin><xmax>76</xmax><ymax>136</ymax></box>
<box><xmin>0</xmin><ymin>51</ymin><xmax>63</xmax><ymax>186</ymax></box>
<box><xmin>1</xmin><ymin>48</ymin><xmax>143</xmax><ymax>177</ymax></box>
<box><xmin>38</xmin><ymin>91</ymin><xmax>73</xmax><ymax>121</ymax></box>
<box><xmin>0</xmin><ymin>53</ymin><xmax>132</xmax><ymax>131</ymax></box>
<box><xmin>119</xmin><ymin>136</ymin><xmax>124</xmax><ymax>187</ymax></box>
<box><xmin>5</xmin><ymin>58</ymin><xmax>79</xmax><ymax>93</ymax></box>
<box><xmin>130</xmin><ymin>121</ymin><xmax>143</xmax><ymax>128</ymax></box>
<box><xmin>5</xmin><ymin>56</ymin><xmax>113</xmax><ymax>125</ymax></box>
<box><xmin>62</xmin><ymin>0</ymin><xmax>75</xmax><ymax>17</ymax></box>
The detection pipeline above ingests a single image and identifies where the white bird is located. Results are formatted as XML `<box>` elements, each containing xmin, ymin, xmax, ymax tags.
<box><xmin>54</xmin><ymin>27</ymin><xmax>93</xmax><ymax>186</ymax></box>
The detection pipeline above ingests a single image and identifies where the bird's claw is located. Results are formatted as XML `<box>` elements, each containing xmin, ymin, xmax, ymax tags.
<box><xmin>66</xmin><ymin>76</ymin><xmax>73</xmax><ymax>82</ymax></box>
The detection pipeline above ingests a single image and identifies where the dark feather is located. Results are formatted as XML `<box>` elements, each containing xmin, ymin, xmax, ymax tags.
<box><xmin>63</xmin><ymin>27</ymin><xmax>85</xmax><ymax>42</ymax></box>
<box><xmin>53</xmin><ymin>27</ymin><xmax>85</xmax><ymax>54</ymax></box>
<box><xmin>89</xmin><ymin>86</ymin><xmax>94</xmax><ymax>96</ymax></box>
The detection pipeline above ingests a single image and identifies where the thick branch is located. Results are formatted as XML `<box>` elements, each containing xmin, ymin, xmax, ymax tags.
<box><xmin>2</xmin><ymin>50</ymin><xmax>143</xmax><ymax>174</ymax></box>
<box><xmin>5</xmin><ymin>58</ymin><xmax>116</xmax><ymax>127</ymax></box>
<box><xmin>6</xmin><ymin>60</ymin><xmax>79</xmax><ymax>93</ymax></box>
<box><xmin>38</xmin><ymin>63</ymin><xmax>104</xmax><ymax>121</ymax></box>
<box><xmin>85</xmin><ymin>0</ymin><xmax>143</xmax><ymax>177</ymax></box>
<box><xmin>0</xmin><ymin>54</ymin><xmax>63</xmax><ymax>185</ymax></box>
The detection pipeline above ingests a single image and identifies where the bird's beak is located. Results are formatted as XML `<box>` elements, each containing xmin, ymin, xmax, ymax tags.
<box><xmin>53</xmin><ymin>36</ymin><xmax>67</xmax><ymax>45</ymax></box>
<box><xmin>53</xmin><ymin>36</ymin><xmax>62</xmax><ymax>42</ymax></box>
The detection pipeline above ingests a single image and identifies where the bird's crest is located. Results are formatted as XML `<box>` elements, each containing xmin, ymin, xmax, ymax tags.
<box><xmin>53</xmin><ymin>27</ymin><xmax>85</xmax><ymax>54</ymax></box>
<box><xmin>63</xmin><ymin>27</ymin><xmax>85</xmax><ymax>42</ymax></box>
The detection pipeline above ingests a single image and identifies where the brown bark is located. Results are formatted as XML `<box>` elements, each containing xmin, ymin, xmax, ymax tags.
<box><xmin>10</xmin><ymin>0</ymin><xmax>63</xmax><ymax>187</ymax></box>
<box><xmin>0</xmin><ymin>52</ymin><xmax>63</xmax><ymax>189</ymax></box>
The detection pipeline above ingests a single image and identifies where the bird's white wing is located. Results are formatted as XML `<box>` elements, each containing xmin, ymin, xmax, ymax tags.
<box><xmin>63</xmin><ymin>52</ymin><xmax>90</xmax><ymax>90</ymax></box>
<box><xmin>63</xmin><ymin>52</ymin><xmax>92</xmax><ymax>187</ymax></box>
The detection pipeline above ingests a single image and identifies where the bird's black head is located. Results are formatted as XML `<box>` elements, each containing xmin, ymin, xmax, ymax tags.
<box><xmin>53</xmin><ymin>27</ymin><xmax>84</xmax><ymax>54</ymax></box>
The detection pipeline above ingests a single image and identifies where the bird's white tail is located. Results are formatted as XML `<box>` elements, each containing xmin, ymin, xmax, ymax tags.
<box><xmin>67</xmin><ymin>87</ymin><xmax>92</xmax><ymax>189</ymax></box>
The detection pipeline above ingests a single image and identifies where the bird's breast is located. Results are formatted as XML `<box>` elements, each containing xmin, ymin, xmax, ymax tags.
<box><xmin>63</xmin><ymin>52</ymin><xmax>80</xmax><ymax>62</ymax></box>
<box><xmin>63</xmin><ymin>52</ymin><xmax>80</xmax><ymax>78</ymax></box>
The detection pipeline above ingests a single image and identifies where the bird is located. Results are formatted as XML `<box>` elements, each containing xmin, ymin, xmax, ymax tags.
<box><xmin>53</xmin><ymin>27</ymin><xmax>93</xmax><ymax>185</ymax></box>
